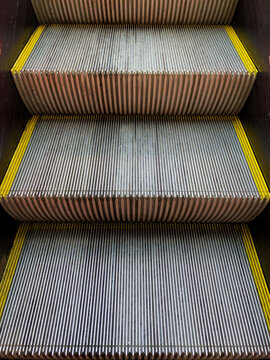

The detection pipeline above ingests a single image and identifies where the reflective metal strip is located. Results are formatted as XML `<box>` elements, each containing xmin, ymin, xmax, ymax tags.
<box><xmin>232</xmin><ymin>117</ymin><xmax>270</xmax><ymax>200</ymax></box>
<box><xmin>224</xmin><ymin>26</ymin><xmax>258</xmax><ymax>75</ymax></box>
<box><xmin>241</xmin><ymin>224</ymin><xmax>270</xmax><ymax>333</ymax></box>
<box><xmin>0</xmin><ymin>116</ymin><xmax>38</xmax><ymax>198</ymax></box>
<box><xmin>31</xmin><ymin>0</ymin><xmax>239</xmax><ymax>25</ymax></box>
<box><xmin>0</xmin><ymin>223</ymin><xmax>28</xmax><ymax>320</ymax></box>
<box><xmin>0</xmin><ymin>223</ymin><xmax>269</xmax><ymax>359</ymax></box>
<box><xmin>11</xmin><ymin>26</ymin><xmax>45</xmax><ymax>73</ymax></box>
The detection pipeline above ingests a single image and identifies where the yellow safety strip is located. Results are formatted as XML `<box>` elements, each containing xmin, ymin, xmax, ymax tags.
<box><xmin>241</xmin><ymin>224</ymin><xmax>270</xmax><ymax>332</ymax></box>
<box><xmin>225</xmin><ymin>26</ymin><xmax>258</xmax><ymax>75</ymax></box>
<box><xmin>232</xmin><ymin>117</ymin><xmax>270</xmax><ymax>200</ymax></box>
<box><xmin>0</xmin><ymin>224</ymin><xmax>28</xmax><ymax>320</ymax></box>
<box><xmin>11</xmin><ymin>25</ymin><xmax>45</xmax><ymax>73</ymax></box>
<box><xmin>0</xmin><ymin>116</ymin><xmax>38</xmax><ymax>198</ymax></box>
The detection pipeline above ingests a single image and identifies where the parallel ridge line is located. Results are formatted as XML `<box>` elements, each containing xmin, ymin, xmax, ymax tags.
<box><xmin>241</xmin><ymin>224</ymin><xmax>270</xmax><ymax>332</ymax></box>
<box><xmin>232</xmin><ymin>117</ymin><xmax>270</xmax><ymax>200</ymax></box>
<box><xmin>3</xmin><ymin>115</ymin><xmax>261</xmax><ymax>198</ymax></box>
<box><xmin>0</xmin><ymin>223</ymin><xmax>28</xmax><ymax>320</ymax></box>
<box><xmin>11</xmin><ymin>26</ymin><xmax>45</xmax><ymax>73</ymax></box>
<box><xmin>0</xmin><ymin>116</ymin><xmax>38</xmax><ymax>198</ymax></box>
<box><xmin>225</xmin><ymin>26</ymin><xmax>257</xmax><ymax>75</ymax></box>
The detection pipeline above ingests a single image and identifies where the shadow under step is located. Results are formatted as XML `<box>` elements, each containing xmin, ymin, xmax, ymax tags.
<box><xmin>0</xmin><ymin>115</ymin><xmax>269</xmax><ymax>222</ymax></box>
<box><xmin>30</xmin><ymin>0</ymin><xmax>239</xmax><ymax>25</ymax></box>
<box><xmin>12</xmin><ymin>25</ymin><xmax>257</xmax><ymax>116</ymax></box>
<box><xmin>0</xmin><ymin>222</ymin><xmax>269</xmax><ymax>359</ymax></box>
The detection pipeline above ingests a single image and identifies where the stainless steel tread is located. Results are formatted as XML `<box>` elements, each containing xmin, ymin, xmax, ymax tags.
<box><xmin>12</xmin><ymin>25</ymin><xmax>257</xmax><ymax>115</ymax></box>
<box><xmin>0</xmin><ymin>223</ymin><xmax>269</xmax><ymax>359</ymax></box>
<box><xmin>31</xmin><ymin>0</ymin><xmax>239</xmax><ymax>25</ymax></box>
<box><xmin>0</xmin><ymin>115</ymin><xmax>269</xmax><ymax>222</ymax></box>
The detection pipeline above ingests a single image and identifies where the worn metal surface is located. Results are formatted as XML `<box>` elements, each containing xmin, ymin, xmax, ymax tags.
<box><xmin>1</xmin><ymin>115</ymin><xmax>268</xmax><ymax>222</ymax></box>
<box><xmin>13</xmin><ymin>25</ymin><xmax>256</xmax><ymax>115</ymax></box>
<box><xmin>0</xmin><ymin>223</ymin><xmax>269</xmax><ymax>359</ymax></box>
<box><xmin>31</xmin><ymin>0</ymin><xmax>239</xmax><ymax>25</ymax></box>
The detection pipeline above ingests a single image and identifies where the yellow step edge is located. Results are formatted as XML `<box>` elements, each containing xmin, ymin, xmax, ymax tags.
<box><xmin>11</xmin><ymin>25</ymin><xmax>45</xmax><ymax>74</ymax></box>
<box><xmin>0</xmin><ymin>116</ymin><xmax>38</xmax><ymax>198</ymax></box>
<box><xmin>225</xmin><ymin>26</ymin><xmax>258</xmax><ymax>75</ymax></box>
<box><xmin>0</xmin><ymin>224</ymin><xmax>28</xmax><ymax>320</ymax></box>
<box><xmin>232</xmin><ymin>117</ymin><xmax>270</xmax><ymax>200</ymax></box>
<box><xmin>241</xmin><ymin>224</ymin><xmax>270</xmax><ymax>332</ymax></box>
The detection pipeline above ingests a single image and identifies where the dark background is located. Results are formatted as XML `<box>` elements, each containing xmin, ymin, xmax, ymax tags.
<box><xmin>232</xmin><ymin>0</ymin><xmax>270</xmax><ymax>286</ymax></box>
<box><xmin>0</xmin><ymin>0</ymin><xmax>269</xmax><ymax>283</ymax></box>
<box><xmin>0</xmin><ymin>0</ymin><xmax>37</xmax><ymax>278</ymax></box>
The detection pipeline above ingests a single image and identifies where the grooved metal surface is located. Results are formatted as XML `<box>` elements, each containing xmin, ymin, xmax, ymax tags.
<box><xmin>31</xmin><ymin>0</ymin><xmax>239</xmax><ymax>25</ymax></box>
<box><xmin>22</xmin><ymin>26</ymin><xmax>246</xmax><ymax>73</ymax></box>
<box><xmin>1</xmin><ymin>115</ymin><xmax>268</xmax><ymax>222</ymax></box>
<box><xmin>12</xmin><ymin>25</ymin><xmax>256</xmax><ymax>115</ymax></box>
<box><xmin>0</xmin><ymin>223</ymin><xmax>269</xmax><ymax>359</ymax></box>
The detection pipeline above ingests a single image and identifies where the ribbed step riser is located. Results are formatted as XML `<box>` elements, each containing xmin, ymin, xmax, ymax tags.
<box><xmin>31</xmin><ymin>0</ymin><xmax>239</xmax><ymax>25</ymax></box>
<box><xmin>14</xmin><ymin>72</ymin><xmax>255</xmax><ymax>116</ymax></box>
<box><xmin>12</xmin><ymin>25</ymin><xmax>257</xmax><ymax>116</ymax></box>
<box><xmin>0</xmin><ymin>223</ymin><xmax>269</xmax><ymax>359</ymax></box>
<box><xmin>2</xmin><ymin>197</ymin><xmax>268</xmax><ymax>223</ymax></box>
<box><xmin>0</xmin><ymin>116</ymin><xmax>269</xmax><ymax>222</ymax></box>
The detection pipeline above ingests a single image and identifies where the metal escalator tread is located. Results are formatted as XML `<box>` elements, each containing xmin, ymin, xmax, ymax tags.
<box><xmin>0</xmin><ymin>115</ymin><xmax>269</xmax><ymax>222</ymax></box>
<box><xmin>30</xmin><ymin>0</ymin><xmax>239</xmax><ymax>25</ymax></box>
<box><xmin>0</xmin><ymin>223</ymin><xmax>269</xmax><ymax>359</ymax></box>
<box><xmin>11</xmin><ymin>25</ymin><xmax>257</xmax><ymax>116</ymax></box>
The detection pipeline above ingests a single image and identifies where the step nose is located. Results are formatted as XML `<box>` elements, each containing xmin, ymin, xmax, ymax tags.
<box><xmin>1</xmin><ymin>115</ymin><xmax>268</xmax><ymax>222</ymax></box>
<box><xmin>11</xmin><ymin>25</ymin><xmax>257</xmax><ymax>116</ymax></box>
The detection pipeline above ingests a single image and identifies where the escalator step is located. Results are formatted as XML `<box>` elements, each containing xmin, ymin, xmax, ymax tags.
<box><xmin>0</xmin><ymin>115</ymin><xmax>269</xmax><ymax>222</ymax></box>
<box><xmin>30</xmin><ymin>0</ymin><xmax>239</xmax><ymax>25</ymax></box>
<box><xmin>0</xmin><ymin>223</ymin><xmax>269</xmax><ymax>359</ymax></box>
<box><xmin>12</xmin><ymin>25</ymin><xmax>257</xmax><ymax>116</ymax></box>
